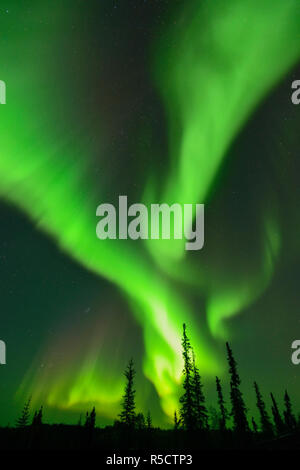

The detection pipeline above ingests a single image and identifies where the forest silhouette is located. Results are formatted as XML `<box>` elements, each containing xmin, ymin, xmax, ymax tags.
<box><xmin>1</xmin><ymin>324</ymin><xmax>299</xmax><ymax>451</ymax></box>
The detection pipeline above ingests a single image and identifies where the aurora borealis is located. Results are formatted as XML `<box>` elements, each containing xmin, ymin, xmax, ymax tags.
<box><xmin>1</xmin><ymin>0</ymin><xmax>300</xmax><ymax>427</ymax></box>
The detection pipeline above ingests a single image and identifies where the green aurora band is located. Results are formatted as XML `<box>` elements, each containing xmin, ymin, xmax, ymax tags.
<box><xmin>1</xmin><ymin>0</ymin><xmax>300</xmax><ymax>421</ymax></box>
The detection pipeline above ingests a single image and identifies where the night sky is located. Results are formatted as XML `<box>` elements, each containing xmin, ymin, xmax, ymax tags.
<box><xmin>0</xmin><ymin>0</ymin><xmax>300</xmax><ymax>428</ymax></box>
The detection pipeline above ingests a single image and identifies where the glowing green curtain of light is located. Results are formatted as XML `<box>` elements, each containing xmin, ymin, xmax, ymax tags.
<box><xmin>0</xmin><ymin>0</ymin><xmax>299</xmax><ymax>420</ymax></box>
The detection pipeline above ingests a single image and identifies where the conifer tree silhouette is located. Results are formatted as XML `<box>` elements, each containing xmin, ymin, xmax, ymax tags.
<box><xmin>16</xmin><ymin>397</ymin><xmax>31</xmax><ymax>428</ymax></box>
<box><xmin>251</xmin><ymin>417</ymin><xmax>258</xmax><ymax>434</ymax></box>
<box><xmin>270</xmin><ymin>392</ymin><xmax>285</xmax><ymax>436</ymax></box>
<box><xmin>179</xmin><ymin>324</ymin><xmax>196</xmax><ymax>430</ymax></box>
<box><xmin>32</xmin><ymin>411</ymin><xmax>37</xmax><ymax>426</ymax></box>
<box><xmin>208</xmin><ymin>406</ymin><xmax>221</xmax><ymax>430</ymax></box>
<box><xmin>32</xmin><ymin>406</ymin><xmax>43</xmax><ymax>427</ymax></box>
<box><xmin>174</xmin><ymin>410</ymin><xmax>180</xmax><ymax>430</ymax></box>
<box><xmin>90</xmin><ymin>407</ymin><xmax>96</xmax><ymax>429</ymax></box>
<box><xmin>84</xmin><ymin>407</ymin><xmax>96</xmax><ymax>429</ymax></box>
<box><xmin>216</xmin><ymin>376</ymin><xmax>228</xmax><ymax>431</ymax></box>
<box><xmin>254</xmin><ymin>382</ymin><xmax>273</xmax><ymax>437</ymax></box>
<box><xmin>135</xmin><ymin>412</ymin><xmax>146</xmax><ymax>430</ymax></box>
<box><xmin>283</xmin><ymin>390</ymin><xmax>296</xmax><ymax>431</ymax></box>
<box><xmin>226</xmin><ymin>342</ymin><xmax>248</xmax><ymax>433</ymax></box>
<box><xmin>192</xmin><ymin>351</ymin><xmax>208</xmax><ymax>430</ymax></box>
<box><xmin>146</xmin><ymin>411</ymin><xmax>152</xmax><ymax>429</ymax></box>
<box><xmin>119</xmin><ymin>359</ymin><xmax>136</xmax><ymax>427</ymax></box>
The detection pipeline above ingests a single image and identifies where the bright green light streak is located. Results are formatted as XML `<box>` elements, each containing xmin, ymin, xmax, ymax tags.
<box><xmin>1</xmin><ymin>0</ymin><xmax>300</xmax><ymax>419</ymax></box>
<box><xmin>147</xmin><ymin>0</ymin><xmax>300</xmax><ymax>263</ymax></box>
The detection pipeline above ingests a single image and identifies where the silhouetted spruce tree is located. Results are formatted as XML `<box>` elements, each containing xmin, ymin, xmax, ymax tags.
<box><xmin>251</xmin><ymin>417</ymin><xmax>258</xmax><ymax>434</ymax></box>
<box><xmin>32</xmin><ymin>406</ymin><xmax>43</xmax><ymax>427</ymax></box>
<box><xmin>32</xmin><ymin>411</ymin><xmax>38</xmax><ymax>426</ymax></box>
<box><xmin>146</xmin><ymin>411</ymin><xmax>152</xmax><ymax>429</ymax></box>
<box><xmin>283</xmin><ymin>390</ymin><xmax>296</xmax><ymax>431</ymax></box>
<box><xmin>192</xmin><ymin>351</ymin><xmax>208</xmax><ymax>430</ymax></box>
<box><xmin>270</xmin><ymin>393</ymin><xmax>285</xmax><ymax>435</ymax></box>
<box><xmin>135</xmin><ymin>413</ymin><xmax>146</xmax><ymax>430</ymax></box>
<box><xmin>179</xmin><ymin>324</ymin><xmax>196</xmax><ymax>430</ymax></box>
<box><xmin>90</xmin><ymin>407</ymin><xmax>96</xmax><ymax>428</ymax></box>
<box><xmin>84</xmin><ymin>407</ymin><xmax>96</xmax><ymax>429</ymax></box>
<box><xmin>174</xmin><ymin>411</ymin><xmax>180</xmax><ymax>430</ymax></box>
<box><xmin>16</xmin><ymin>397</ymin><xmax>31</xmax><ymax>428</ymax></box>
<box><xmin>119</xmin><ymin>359</ymin><xmax>136</xmax><ymax>427</ymax></box>
<box><xmin>226</xmin><ymin>342</ymin><xmax>248</xmax><ymax>433</ymax></box>
<box><xmin>254</xmin><ymin>382</ymin><xmax>273</xmax><ymax>437</ymax></box>
<box><xmin>208</xmin><ymin>406</ymin><xmax>221</xmax><ymax>430</ymax></box>
<box><xmin>216</xmin><ymin>376</ymin><xmax>228</xmax><ymax>431</ymax></box>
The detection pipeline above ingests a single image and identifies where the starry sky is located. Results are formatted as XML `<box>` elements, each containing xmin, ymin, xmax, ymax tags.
<box><xmin>0</xmin><ymin>0</ymin><xmax>300</xmax><ymax>427</ymax></box>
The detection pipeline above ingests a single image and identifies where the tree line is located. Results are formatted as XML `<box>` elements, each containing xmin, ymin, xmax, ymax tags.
<box><xmin>114</xmin><ymin>323</ymin><xmax>298</xmax><ymax>439</ymax></box>
<box><xmin>15</xmin><ymin>323</ymin><xmax>298</xmax><ymax>442</ymax></box>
